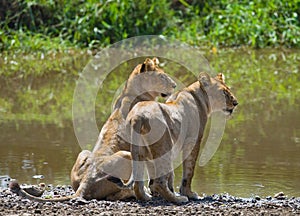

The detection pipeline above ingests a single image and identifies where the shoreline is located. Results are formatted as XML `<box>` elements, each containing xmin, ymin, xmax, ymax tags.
<box><xmin>1</xmin><ymin>185</ymin><xmax>299</xmax><ymax>215</ymax></box>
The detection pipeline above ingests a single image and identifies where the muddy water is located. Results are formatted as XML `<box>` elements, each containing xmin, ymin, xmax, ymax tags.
<box><xmin>0</xmin><ymin>49</ymin><xmax>299</xmax><ymax>198</ymax></box>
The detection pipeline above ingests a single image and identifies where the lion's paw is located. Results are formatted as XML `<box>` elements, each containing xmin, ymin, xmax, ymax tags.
<box><xmin>176</xmin><ymin>195</ymin><xmax>189</xmax><ymax>203</ymax></box>
<box><xmin>187</xmin><ymin>191</ymin><xmax>199</xmax><ymax>200</ymax></box>
<box><xmin>142</xmin><ymin>192</ymin><xmax>152</xmax><ymax>201</ymax></box>
<box><xmin>180</xmin><ymin>188</ymin><xmax>199</xmax><ymax>200</ymax></box>
<box><xmin>135</xmin><ymin>191</ymin><xmax>152</xmax><ymax>201</ymax></box>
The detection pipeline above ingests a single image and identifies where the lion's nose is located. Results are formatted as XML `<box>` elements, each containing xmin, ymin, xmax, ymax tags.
<box><xmin>233</xmin><ymin>100</ymin><xmax>238</xmax><ymax>106</ymax></box>
<box><xmin>172</xmin><ymin>83</ymin><xmax>177</xmax><ymax>88</ymax></box>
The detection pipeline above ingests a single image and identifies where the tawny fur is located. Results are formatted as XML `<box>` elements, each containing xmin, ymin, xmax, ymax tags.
<box><xmin>10</xmin><ymin>58</ymin><xmax>177</xmax><ymax>202</ymax></box>
<box><xmin>126</xmin><ymin>72</ymin><xmax>238</xmax><ymax>203</ymax></box>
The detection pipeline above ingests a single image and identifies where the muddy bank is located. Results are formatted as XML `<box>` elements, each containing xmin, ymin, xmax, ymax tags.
<box><xmin>0</xmin><ymin>185</ymin><xmax>299</xmax><ymax>215</ymax></box>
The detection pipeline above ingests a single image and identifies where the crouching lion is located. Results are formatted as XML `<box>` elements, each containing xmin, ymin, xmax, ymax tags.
<box><xmin>126</xmin><ymin>72</ymin><xmax>238</xmax><ymax>203</ymax></box>
<box><xmin>10</xmin><ymin>57</ymin><xmax>177</xmax><ymax>202</ymax></box>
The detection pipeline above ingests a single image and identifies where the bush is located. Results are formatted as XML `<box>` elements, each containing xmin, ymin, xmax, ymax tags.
<box><xmin>199</xmin><ymin>0</ymin><xmax>300</xmax><ymax>47</ymax></box>
<box><xmin>0</xmin><ymin>0</ymin><xmax>299</xmax><ymax>50</ymax></box>
<box><xmin>0</xmin><ymin>0</ymin><xmax>174</xmax><ymax>50</ymax></box>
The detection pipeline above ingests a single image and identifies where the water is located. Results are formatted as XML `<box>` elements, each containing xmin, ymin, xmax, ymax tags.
<box><xmin>0</xmin><ymin>121</ymin><xmax>80</xmax><ymax>185</ymax></box>
<box><xmin>0</xmin><ymin>49</ymin><xmax>299</xmax><ymax>198</ymax></box>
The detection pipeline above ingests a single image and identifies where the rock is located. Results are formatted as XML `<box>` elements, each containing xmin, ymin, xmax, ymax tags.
<box><xmin>0</xmin><ymin>175</ymin><xmax>11</xmax><ymax>188</ymax></box>
<box><xmin>266</xmin><ymin>196</ymin><xmax>272</xmax><ymax>200</ymax></box>
<box><xmin>274</xmin><ymin>192</ymin><xmax>285</xmax><ymax>198</ymax></box>
<box><xmin>274</xmin><ymin>192</ymin><xmax>287</xmax><ymax>200</ymax></box>
<box><xmin>23</xmin><ymin>186</ymin><xmax>44</xmax><ymax>197</ymax></box>
<box><xmin>32</xmin><ymin>175</ymin><xmax>44</xmax><ymax>180</ymax></box>
<box><xmin>39</xmin><ymin>183</ymin><xmax>46</xmax><ymax>188</ymax></box>
<box><xmin>34</xmin><ymin>209</ymin><xmax>42</xmax><ymax>214</ymax></box>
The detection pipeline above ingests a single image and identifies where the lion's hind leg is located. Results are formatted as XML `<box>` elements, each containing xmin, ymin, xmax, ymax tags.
<box><xmin>132</xmin><ymin>149</ymin><xmax>152</xmax><ymax>201</ymax></box>
<box><xmin>180</xmin><ymin>142</ymin><xmax>201</xmax><ymax>200</ymax></box>
<box><xmin>152</xmin><ymin>173</ymin><xmax>188</xmax><ymax>204</ymax></box>
<box><xmin>130</xmin><ymin>116</ymin><xmax>152</xmax><ymax>201</ymax></box>
<box><xmin>71</xmin><ymin>150</ymin><xmax>91</xmax><ymax>191</ymax></box>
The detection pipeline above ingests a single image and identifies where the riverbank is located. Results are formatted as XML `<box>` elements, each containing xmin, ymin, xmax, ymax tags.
<box><xmin>1</xmin><ymin>185</ymin><xmax>299</xmax><ymax>215</ymax></box>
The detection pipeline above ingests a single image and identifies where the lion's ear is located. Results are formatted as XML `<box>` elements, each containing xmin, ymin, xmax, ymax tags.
<box><xmin>215</xmin><ymin>73</ymin><xmax>225</xmax><ymax>83</ymax></box>
<box><xmin>152</xmin><ymin>57</ymin><xmax>159</xmax><ymax>66</ymax></box>
<box><xmin>140</xmin><ymin>58</ymin><xmax>154</xmax><ymax>73</ymax></box>
<box><xmin>198</xmin><ymin>72</ymin><xmax>212</xmax><ymax>87</ymax></box>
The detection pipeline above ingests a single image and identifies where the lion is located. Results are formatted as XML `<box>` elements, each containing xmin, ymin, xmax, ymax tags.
<box><xmin>10</xmin><ymin>57</ymin><xmax>177</xmax><ymax>202</ymax></box>
<box><xmin>126</xmin><ymin>72</ymin><xmax>238</xmax><ymax>203</ymax></box>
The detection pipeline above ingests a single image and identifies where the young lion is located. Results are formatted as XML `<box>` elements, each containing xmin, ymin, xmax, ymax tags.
<box><xmin>10</xmin><ymin>58</ymin><xmax>177</xmax><ymax>202</ymax></box>
<box><xmin>126</xmin><ymin>72</ymin><xmax>238</xmax><ymax>203</ymax></box>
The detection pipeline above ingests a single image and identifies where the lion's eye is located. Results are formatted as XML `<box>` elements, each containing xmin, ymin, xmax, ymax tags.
<box><xmin>223</xmin><ymin>90</ymin><xmax>230</xmax><ymax>99</ymax></box>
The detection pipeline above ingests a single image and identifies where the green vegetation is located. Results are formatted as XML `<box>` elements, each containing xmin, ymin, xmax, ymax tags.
<box><xmin>0</xmin><ymin>0</ymin><xmax>299</xmax><ymax>51</ymax></box>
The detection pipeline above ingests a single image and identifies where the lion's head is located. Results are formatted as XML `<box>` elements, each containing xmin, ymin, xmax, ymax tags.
<box><xmin>127</xmin><ymin>57</ymin><xmax>177</xmax><ymax>99</ymax></box>
<box><xmin>199</xmin><ymin>72</ymin><xmax>238</xmax><ymax>115</ymax></box>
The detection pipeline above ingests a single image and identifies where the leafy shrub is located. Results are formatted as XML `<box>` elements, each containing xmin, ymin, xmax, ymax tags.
<box><xmin>0</xmin><ymin>0</ymin><xmax>299</xmax><ymax>50</ymax></box>
<box><xmin>198</xmin><ymin>0</ymin><xmax>300</xmax><ymax>47</ymax></box>
<box><xmin>0</xmin><ymin>0</ymin><xmax>174</xmax><ymax>50</ymax></box>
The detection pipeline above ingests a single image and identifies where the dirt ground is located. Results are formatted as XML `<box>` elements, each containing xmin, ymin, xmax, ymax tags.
<box><xmin>1</xmin><ymin>185</ymin><xmax>299</xmax><ymax>215</ymax></box>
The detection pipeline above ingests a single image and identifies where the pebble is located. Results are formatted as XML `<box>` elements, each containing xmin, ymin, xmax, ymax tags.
<box><xmin>34</xmin><ymin>209</ymin><xmax>42</xmax><ymax>214</ymax></box>
<box><xmin>274</xmin><ymin>192</ymin><xmax>285</xmax><ymax>198</ymax></box>
<box><xmin>266</xmin><ymin>196</ymin><xmax>272</xmax><ymax>200</ymax></box>
<box><xmin>1</xmin><ymin>185</ymin><xmax>299</xmax><ymax>215</ymax></box>
<box><xmin>274</xmin><ymin>192</ymin><xmax>287</xmax><ymax>200</ymax></box>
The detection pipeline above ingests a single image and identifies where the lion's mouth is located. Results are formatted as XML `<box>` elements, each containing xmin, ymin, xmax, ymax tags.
<box><xmin>223</xmin><ymin>108</ymin><xmax>234</xmax><ymax>115</ymax></box>
<box><xmin>161</xmin><ymin>93</ymin><xmax>169</xmax><ymax>98</ymax></box>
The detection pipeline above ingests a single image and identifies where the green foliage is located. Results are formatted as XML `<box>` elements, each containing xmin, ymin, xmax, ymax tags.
<box><xmin>1</xmin><ymin>0</ymin><xmax>300</xmax><ymax>50</ymax></box>
<box><xmin>0</xmin><ymin>0</ymin><xmax>174</xmax><ymax>50</ymax></box>
<box><xmin>0</xmin><ymin>0</ymin><xmax>300</xmax><ymax>50</ymax></box>
<box><xmin>198</xmin><ymin>0</ymin><xmax>300</xmax><ymax>47</ymax></box>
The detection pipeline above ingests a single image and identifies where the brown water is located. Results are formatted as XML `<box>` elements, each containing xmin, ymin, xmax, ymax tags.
<box><xmin>0</xmin><ymin>49</ymin><xmax>299</xmax><ymax>198</ymax></box>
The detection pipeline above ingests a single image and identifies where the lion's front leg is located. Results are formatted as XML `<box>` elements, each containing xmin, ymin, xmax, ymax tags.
<box><xmin>168</xmin><ymin>171</ymin><xmax>175</xmax><ymax>192</ymax></box>
<box><xmin>132</xmin><ymin>146</ymin><xmax>152</xmax><ymax>201</ymax></box>
<box><xmin>180</xmin><ymin>142</ymin><xmax>201</xmax><ymax>200</ymax></box>
<box><xmin>151</xmin><ymin>174</ymin><xmax>188</xmax><ymax>203</ymax></box>
<box><xmin>148</xmin><ymin>162</ymin><xmax>174</xmax><ymax>196</ymax></box>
